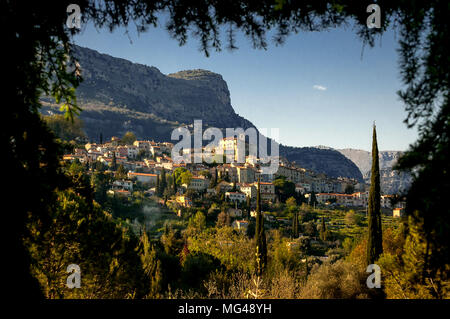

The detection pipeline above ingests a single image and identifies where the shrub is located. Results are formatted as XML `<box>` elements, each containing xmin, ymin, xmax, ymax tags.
<box><xmin>299</xmin><ymin>260</ymin><xmax>369</xmax><ymax>299</ymax></box>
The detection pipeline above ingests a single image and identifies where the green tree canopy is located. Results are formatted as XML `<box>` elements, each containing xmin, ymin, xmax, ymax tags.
<box><xmin>273</xmin><ymin>177</ymin><xmax>296</xmax><ymax>203</ymax></box>
<box><xmin>43</xmin><ymin>114</ymin><xmax>85</xmax><ymax>142</ymax></box>
<box><xmin>173</xmin><ymin>167</ymin><xmax>192</xmax><ymax>186</ymax></box>
<box><xmin>216</xmin><ymin>211</ymin><xmax>231</xmax><ymax>228</ymax></box>
<box><xmin>121</xmin><ymin>131</ymin><xmax>137</xmax><ymax>145</ymax></box>
<box><xmin>179</xmin><ymin>171</ymin><xmax>193</xmax><ymax>186</ymax></box>
<box><xmin>116</xmin><ymin>164</ymin><xmax>128</xmax><ymax>180</ymax></box>
<box><xmin>188</xmin><ymin>211</ymin><xmax>206</xmax><ymax>234</ymax></box>
<box><xmin>345</xmin><ymin>210</ymin><xmax>363</xmax><ymax>226</ymax></box>
<box><xmin>309</xmin><ymin>191</ymin><xmax>318</xmax><ymax>207</ymax></box>
<box><xmin>24</xmin><ymin>176</ymin><xmax>149</xmax><ymax>298</ymax></box>
<box><xmin>286</xmin><ymin>196</ymin><xmax>297</xmax><ymax>211</ymax></box>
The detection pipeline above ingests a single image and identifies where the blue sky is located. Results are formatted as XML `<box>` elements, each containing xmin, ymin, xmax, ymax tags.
<box><xmin>74</xmin><ymin>19</ymin><xmax>418</xmax><ymax>152</ymax></box>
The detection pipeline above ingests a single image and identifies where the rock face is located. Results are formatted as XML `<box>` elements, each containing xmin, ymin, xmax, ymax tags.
<box><xmin>42</xmin><ymin>45</ymin><xmax>363</xmax><ymax>181</ymax></box>
<box><xmin>337</xmin><ymin>148</ymin><xmax>412</xmax><ymax>194</ymax></box>
<box><xmin>71</xmin><ymin>46</ymin><xmax>249</xmax><ymax>129</ymax></box>
<box><xmin>281</xmin><ymin>146</ymin><xmax>364</xmax><ymax>181</ymax></box>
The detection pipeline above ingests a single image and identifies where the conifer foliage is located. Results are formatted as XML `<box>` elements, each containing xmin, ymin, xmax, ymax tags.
<box><xmin>292</xmin><ymin>210</ymin><xmax>299</xmax><ymax>238</ymax></box>
<box><xmin>254</xmin><ymin>178</ymin><xmax>267</xmax><ymax>275</ymax></box>
<box><xmin>366</xmin><ymin>125</ymin><xmax>383</xmax><ymax>265</ymax></box>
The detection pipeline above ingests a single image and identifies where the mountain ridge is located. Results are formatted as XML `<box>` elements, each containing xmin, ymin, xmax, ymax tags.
<box><xmin>337</xmin><ymin>148</ymin><xmax>412</xmax><ymax>194</ymax></box>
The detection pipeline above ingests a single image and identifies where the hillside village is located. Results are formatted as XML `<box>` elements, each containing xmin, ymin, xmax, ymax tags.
<box><xmin>63</xmin><ymin>135</ymin><xmax>405</xmax><ymax>221</ymax></box>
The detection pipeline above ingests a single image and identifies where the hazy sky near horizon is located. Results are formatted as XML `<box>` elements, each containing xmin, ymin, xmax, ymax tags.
<box><xmin>73</xmin><ymin>18</ymin><xmax>418</xmax><ymax>152</ymax></box>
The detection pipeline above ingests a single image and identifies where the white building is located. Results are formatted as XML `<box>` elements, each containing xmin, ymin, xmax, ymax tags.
<box><xmin>126</xmin><ymin>146</ymin><xmax>139</xmax><ymax>159</ymax></box>
<box><xmin>127</xmin><ymin>172</ymin><xmax>158</xmax><ymax>185</ymax></box>
<box><xmin>236</xmin><ymin>166</ymin><xmax>256</xmax><ymax>184</ymax></box>
<box><xmin>133</xmin><ymin>140</ymin><xmax>151</xmax><ymax>150</ymax></box>
<box><xmin>225</xmin><ymin>191</ymin><xmax>246</xmax><ymax>203</ymax></box>
<box><xmin>256</xmin><ymin>182</ymin><xmax>276</xmax><ymax>202</ymax></box>
<box><xmin>187</xmin><ymin>176</ymin><xmax>209</xmax><ymax>192</ymax></box>
<box><xmin>238</xmin><ymin>183</ymin><xmax>256</xmax><ymax>199</ymax></box>
<box><xmin>112</xmin><ymin>180</ymin><xmax>133</xmax><ymax>192</ymax></box>
<box><xmin>393</xmin><ymin>207</ymin><xmax>405</xmax><ymax>218</ymax></box>
<box><xmin>276</xmin><ymin>165</ymin><xmax>306</xmax><ymax>184</ymax></box>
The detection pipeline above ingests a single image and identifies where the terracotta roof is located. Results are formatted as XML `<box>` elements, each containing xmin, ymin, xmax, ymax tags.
<box><xmin>115</xmin><ymin>189</ymin><xmax>130</xmax><ymax>194</ymax></box>
<box><xmin>128</xmin><ymin>172</ymin><xmax>157</xmax><ymax>177</ymax></box>
<box><xmin>317</xmin><ymin>193</ymin><xmax>353</xmax><ymax>197</ymax></box>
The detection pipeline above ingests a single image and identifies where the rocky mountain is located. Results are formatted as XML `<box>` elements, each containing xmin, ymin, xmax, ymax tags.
<box><xmin>41</xmin><ymin>45</ymin><xmax>363</xmax><ymax>181</ymax></box>
<box><xmin>337</xmin><ymin>148</ymin><xmax>412</xmax><ymax>194</ymax></box>
<box><xmin>280</xmin><ymin>146</ymin><xmax>363</xmax><ymax>182</ymax></box>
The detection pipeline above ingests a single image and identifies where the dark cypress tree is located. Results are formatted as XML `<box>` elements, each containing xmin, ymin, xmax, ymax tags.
<box><xmin>116</xmin><ymin>164</ymin><xmax>127</xmax><ymax>180</ymax></box>
<box><xmin>99</xmin><ymin>132</ymin><xmax>103</xmax><ymax>145</ymax></box>
<box><xmin>210</xmin><ymin>167</ymin><xmax>218</xmax><ymax>188</ymax></box>
<box><xmin>246</xmin><ymin>195</ymin><xmax>251</xmax><ymax>219</ymax></box>
<box><xmin>292</xmin><ymin>210</ymin><xmax>299</xmax><ymax>238</ymax></box>
<box><xmin>367</xmin><ymin>124</ymin><xmax>383</xmax><ymax>265</ymax></box>
<box><xmin>111</xmin><ymin>152</ymin><xmax>117</xmax><ymax>171</ymax></box>
<box><xmin>159</xmin><ymin>168</ymin><xmax>167</xmax><ymax>196</ymax></box>
<box><xmin>320</xmin><ymin>217</ymin><xmax>328</xmax><ymax>241</ymax></box>
<box><xmin>173</xmin><ymin>175</ymin><xmax>177</xmax><ymax>194</ymax></box>
<box><xmin>156</xmin><ymin>175</ymin><xmax>160</xmax><ymax>196</ymax></box>
<box><xmin>254</xmin><ymin>177</ymin><xmax>267</xmax><ymax>275</ymax></box>
<box><xmin>309</xmin><ymin>191</ymin><xmax>317</xmax><ymax>207</ymax></box>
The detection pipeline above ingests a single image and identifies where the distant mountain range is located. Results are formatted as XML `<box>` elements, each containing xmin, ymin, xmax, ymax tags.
<box><xmin>42</xmin><ymin>46</ymin><xmax>367</xmax><ymax>181</ymax></box>
<box><xmin>337</xmin><ymin>149</ymin><xmax>412</xmax><ymax>194</ymax></box>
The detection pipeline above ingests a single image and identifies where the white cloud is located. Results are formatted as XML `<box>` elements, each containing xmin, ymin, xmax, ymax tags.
<box><xmin>313</xmin><ymin>85</ymin><xmax>327</xmax><ymax>91</ymax></box>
